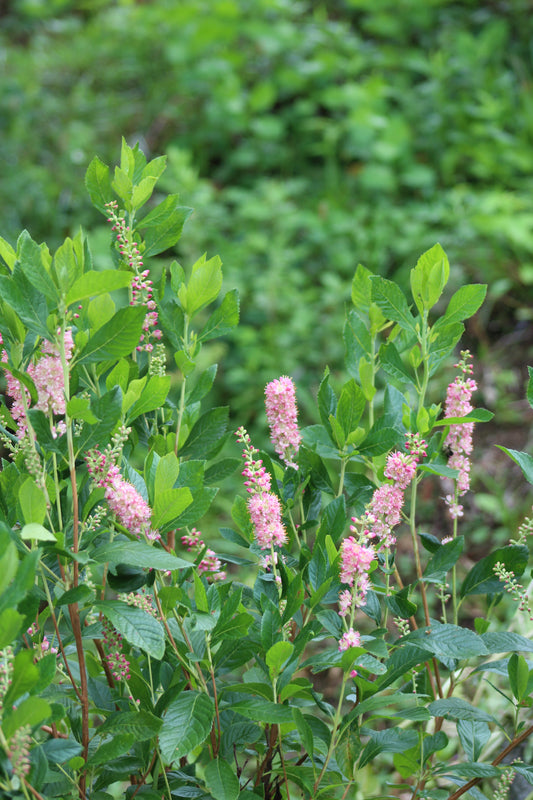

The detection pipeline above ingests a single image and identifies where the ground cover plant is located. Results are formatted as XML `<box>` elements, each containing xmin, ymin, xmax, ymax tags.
<box><xmin>1</xmin><ymin>142</ymin><xmax>533</xmax><ymax>799</ymax></box>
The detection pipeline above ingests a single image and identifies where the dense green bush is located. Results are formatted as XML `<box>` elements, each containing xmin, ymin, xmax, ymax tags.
<box><xmin>2</xmin><ymin>0</ymin><xmax>533</xmax><ymax>417</ymax></box>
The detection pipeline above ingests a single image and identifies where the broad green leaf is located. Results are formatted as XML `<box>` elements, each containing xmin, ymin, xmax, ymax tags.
<box><xmin>343</xmin><ymin>310</ymin><xmax>372</xmax><ymax>377</ymax></box>
<box><xmin>358</xmin><ymin>728</ymin><xmax>419</xmax><ymax>769</ymax></box>
<box><xmin>481</xmin><ymin>632</ymin><xmax>533</xmax><ymax>654</ymax></box>
<box><xmin>154</xmin><ymin>451</ymin><xmax>180</xmax><ymax>494</ymax></box>
<box><xmin>152</xmin><ymin>486</ymin><xmax>193</xmax><ymax>531</ymax></box>
<box><xmin>428</xmin><ymin>698</ymin><xmax>500</xmax><ymax>727</ymax></box>
<box><xmin>95</xmin><ymin>710</ymin><xmax>162</xmax><ymax>740</ymax></box>
<box><xmin>21</xmin><ymin>523</ymin><xmax>56</xmax><ymax>542</ymax></box>
<box><xmin>422</xmin><ymin>624</ymin><xmax>488</xmax><ymax>659</ymax></box>
<box><xmin>179</xmin><ymin>253</ymin><xmax>223</xmax><ymax>317</ymax></box>
<box><xmin>379</xmin><ymin>341</ymin><xmax>413</xmax><ymax>384</ymax></box>
<box><xmin>336</xmin><ymin>379</ymin><xmax>365</xmax><ymax>437</ymax></box>
<box><xmin>67</xmin><ymin>396</ymin><xmax>99</xmax><ymax>424</ymax></box>
<box><xmin>193</xmin><ymin>571</ymin><xmax>209</xmax><ymax>613</ymax></box>
<box><xmin>53</xmin><ymin>237</ymin><xmax>81</xmax><ymax>293</ymax></box>
<box><xmin>457</xmin><ymin>719</ymin><xmax>490</xmax><ymax>762</ymax></box>
<box><xmin>508</xmin><ymin>654</ymin><xmax>529</xmax><ymax>702</ymax></box>
<box><xmin>428</xmin><ymin>322</ymin><xmax>464</xmax><ymax>376</ymax></box>
<box><xmin>497</xmin><ymin>446</ymin><xmax>533</xmax><ymax>485</ymax></box>
<box><xmin>112</xmin><ymin>166</ymin><xmax>133</xmax><ymax>205</ymax></box>
<box><xmin>0</xmin><ymin>274</ymin><xmax>49</xmax><ymax>337</ymax></box>
<box><xmin>127</xmin><ymin>375</ymin><xmax>171</xmax><ymax>421</ymax></box>
<box><xmin>370</xmin><ymin>276</ymin><xmax>417</xmax><ymax>333</ymax></box>
<box><xmin>95</xmin><ymin>600</ymin><xmax>165</xmax><ymax>659</ymax></box>
<box><xmin>198</xmin><ymin>289</ymin><xmax>240</xmax><ymax>343</ymax></box>
<box><xmin>358</xmin><ymin>424</ymin><xmax>402</xmax><ymax>456</ymax></box>
<box><xmin>65</xmin><ymin>270</ymin><xmax>132</xmax><ymax>306</ymax></box>
<box><xmin>180</xmin><ymin>407</ymin><xmax>229</xmax><ymax>459</ymax></box>
<box><xmin>42</xmin><ymin>737</ymin><xmax>83</xmax><ymax>764</ymax></box>
<box><xmin>122</xmin><ymin>376</ymin><xmax>146</xmax><ymax>413</ymax></box>
<box><xmin>140</xmin><ymin>195</ymin><xmax>192</xmax><ymax>257</ymax></box>
<box><xmin>0</xmin><ymin>541</ymin><xmax>18</xmax><ymax>595</ymax></box>
<box><xmin>0</xmin><ymin>608</ymin><xmax>23</xmax><ymax>648</ymax></box>
<box><xmin>86</xmin><ymin>734</ymin><xmax>135</xmax><ymax>768</ymax></box>
<box><xmin>460</xmin><ymin>545</ymin><xmax>528</xmax><ymax>597</ymax></box>
<box><xmin>19</xmin><ymin>478</ymin><xmax>47</xmax><ymax>525</ymax></box>
<box><xmin>351</xmin><ymin>264</ymin><xmax>373</xmax><ymax>313</ymax></box>
<box><xmin>0</xmin><ymin>236</ymin><xmax>16</xmax><ymax>269</ymax></box>
<box><xmin>423</xmin><ymin>537</ymin><xmax>464</xmax><ymax>583</ymax></box>
<box><xmin>16</xmin><ymin>230</ymin><xmax>58</xmax><ymax>301</ymax></box>
<box><xmin>85</xmin><ymin>155</ymin><xmax>113</xmax><ymax>214</ymax></box>
<box><xmin>440</xmin><ymin>283</ymin><xmax>487</xmax><ymax>326</ymax></box>
<box><xmin>378</xmin><ymin>644</ymin><xmax>433</xmax><ymax>690</ymax></box>
<box><xmin>92</xmin><ymin>540</ymin><xmax>191</xmax><ymax>571</ymax></box>
<box><xmin>4</xmin><ymin>649</ymin><xmax>39</xmax><ymax>707</ymax></box>
<box><xmin>228</xmin><ymin>700</ymin><xmax>294</xmax><ymax>723</ymax></box>
<box><xmin>204</xmin><ymin>758</ymin><xmax>241</xmax><ymax>800</ymax></box>
<box><xmin>266</xmin><ymin>641</ymin><xmax>294</xmax><ymax>680</ymax></box>
<box><xmin>131</xmin><ymin>175</ymin><xmax>158</xmax><ymax>210</ymax></box>
<box><xmin>437</xmin><ymin>762</ymin><xmax>500</xmax><ymax>779</ymax></box>
<box><xmin>159</xmin><ymin>691</ymin><xmax>214</xmax><ymax>761</ymax></box>
<box><xmin>77</xmin><ymin>305</ymin><xmax>146</xmax><ymax>363</ymax></box>
<box><xmin>435</xmin><ymin>408</ymin><xmax>494</xmax><ymax>426</ymax></box>
<box><xmin>2</xmin><ymin>697</ymin><xmax>51</xmax><ymax>740</ymax></box>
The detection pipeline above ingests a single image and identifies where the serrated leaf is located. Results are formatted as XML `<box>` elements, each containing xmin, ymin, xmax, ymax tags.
<box><xmin>66</xmin><ymin>270</ymin><xmax>132</xmax><ymax>306</ymax></box>
<box><xmin>428</xmin><ymin>698</ymin><xmax>500</xmax><ymax>727</ymax></box>
<box><xmin>441</xmin><ymin>284</ymin><xmax>487</xmax><ymax>326</ymax></box>
<box><xmin>95</xmin><ymin>600</ymin><xmax>165</xmax><ymax>659</ymax></box>
<box><xmin>180</xmin><ymin>407</ymin><xmax>229</xmax><ymax>459</ymax></box>
<box><xmin>204</xmin><ymin>758</ymin><xmax>240</xmax><ymax>800</ymax></box>
<box><xmin>460</xmin><ymin>545</ymin><xmax>528</xmax><ymax>597</ymax></box>
<box><xmin>18</xmin><ymin>478</ymin><xmax>47</xmax><ymax>525</ymax></box>
<box><xmin>423</xmin><ymin>537</ymin><xmax>464</xmax><ymax>582</ymax></box>
<box><xmin>497</xmin><ymin>446</ymin><xmax>533</xmax><ymax>484</ymax></box>
<box><xmin>140</xmin><ymin>196</ymin><xmax>192</xmax><ymax>257</ymax></box>
<box><xmin>78</xmin><ymin>305</ymin><xmax>146</xmax><ymax>363</ymax></box>
<box><xmin>17</xmin><ymin>230</ymin><xmax>58</xmax><ymax>301</ymax></box>
<box><xmin>95</xmin><ymin>710</ymin><xmax>162</xmax><ymax>740</ymax></box>
<box><xmin>358</xmin><ymin>728</ymin><xmax>419</xmax><ymax>769</ymax></box>
<box><xmin>159</xmin><ymin>691</ymin><xmax>214</xmax><ymax>761</ymax></box>
<box><xmin>198</xmin><ymin>289</ymin><xmax>239</xmax><ymax>343</ymax></box>
<box><xmin>3</xmin><ymin>697</ymin><xmax>51</xmax><ymax>740</ymax></box>
<box><xmin>92</xmin><ymin>539</ymin><xmax>191</xmax><ymax>571</ymax></box>
<box><xmin>85</xmin><ymin>155</ymin><xmax>113</xmax><ymax>214</ymax></box>
<box><xmin>370</xmin><ymin>276</ymin><xmax>417</xmax><ymax>333</ymax></box>
<box><xmin>228</xmin><ymin>700</ymin><xmax>294</xmax><ymax>723</ymax></box>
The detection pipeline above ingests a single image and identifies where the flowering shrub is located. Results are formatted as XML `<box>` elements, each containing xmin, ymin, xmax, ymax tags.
<box><xmin>0</xmin><ymin>141</ymin><xmax>533</xmax><ymax>800</ymax></box>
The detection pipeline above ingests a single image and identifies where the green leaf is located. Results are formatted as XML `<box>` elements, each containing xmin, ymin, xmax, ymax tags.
<box><xmin>358</xmin><ymin>424</ymin><xmax>402</xmax><ymax>456</ymax></box>
<box><xmin>0</xmin><ymin>236</ymin><xmax>16</xmax><ymax>269</ymax></box>
<box><xmin>481</xmin><ymin>632</ymin><xmax>533</xmax><ymax>653</ymax></box>
<box><xmin>457</xmin><ymin>719</ymin><xmax>490</xmax><ymax>762</ymax></box>
<box><xmin>179</xmin><ymin>253</ymin><xmax>223</xmax><ymax>317</ymax></box>
<box><xmin>53</xmin><ymin>237</ymin><xmax>81</xmax><ymax>293</ymax></box>
<box><xmin>336</xmin><ymin>379</ymin><xmax>366</xmax><ymax>437</ymax></box>
<box><xmin>198</xmin><ymin>289</ymin><xmax>240</xmax><ymax>343</ymax></box>
<box><xmin>140</xmin><ymin>195</ymin><xmax>192</xmax><ymax>257</ymax></box>
<box><xmin>497</xmin><ymin>446</ymin><xmax>533</xmax><ymax>484</ymax></box>
<box><xmin>78</xmin><ymin>305</ymin><xmax>146</xmax><ymax>363</ymax></box>
<box><xmin>423</xmin><ymin>537</ymin><xmax>464</xmax><ymax>583</ymax></box>
<box><xmin>86</xmin><ymin>734</ymin><xmax>135</xmax><ymax>768</ymax></box>
<box><xmin>351</xmin><ymin>264</ymin><xmax>373</xmax><ymax>313</ymax></box>
<box><xmin>95</xmin><ymin>600</ymin><xmax>165</xmax><ymax>659</ymax></box>
<box><xmin>152</xmin><ymin>487</ymin><xmax>193</xmax><ymax>532</ymax></box>
<box><xmin>437</xmin><ymin>762</ymin><xmax>500</xmax><ymax>779</ymax></box>
<box><xmin>228</xmin><ymin>700</ymin><xmax>294</xmax><ymax>724</ymax></box>
<box><xmin>358</xmin><ymin>728</ymin><xmax>419</xmax><ymax>769</ymax></box>
<box><xmin>18</xmin><ymin>478</ymin><xmax>47</xmax><ymax>525</ymax></box>
<box><xmin>16</xmin><ymin>230</ymin><xmax>58</xmax><ymax>301</ymax></box>
<box><xmin>0</xmin><ymin>608</ymin><xmax>23</xmax><ymax>648</ymax></box>
<box><xmin>379</xmin><ymin>341</ymin><xmax>413</xmax><ymax>384</ymax></box>
<box><xmin>67</xmin><ymin>396</ymin><xmax>100</xmax><ymax>424</ymax></box>
<box><xmin>127</xmin><ymin>375</ymin><xmax>171</xmax><ymax>421</ymax></box>
<box><xmin>370</xmin><ymin>276</ymin><xmax>417</xmax><ymax>333</ymax></box>
<box><xmin>131</xmin><ymin>175</ymin><xmax>158</xmax><ymax>210</ymax></box>
<box><xmin>0</xmin><ymin>274</ymin><xmax>49</xmax><ymax>337</ymax></box>
<box><xmin>344</xmin><ymin>310</ymin><xmax>372</xmax><ymax>378</ymax></box>
<box><xmin>460</xmin><ymin>545</ymin><xmax>528</xmax><ymax>597</ymax></box>
<box><xmin>159</xmin><ymin>691</ymin><xmax>214</xmax><ymax>761</ymax></box>
<box><xmin>441</xmin><ymin>284</ymin><xmax>487</xmax><ymax>326</ymax></box>
<box><xmin>422</xmin><ymin>624</ymin><xmax>488</xmax><ymax>660</ymax></box>
<box><xmin>3</xmin><ymin>697</ymin><xmax>51</xmax><ymax>740</ymax></box>
<box><xmin>508</xmin><ymin>654</ymin><xmax>529</xmax><ymax>702</ymax></box>
<box><xmin>266</xmin><ymin>641</ymin><xmax>294</xmax><ymax>680</ymax></box>
<box><xmin>92</xmin><ymin>540</ymin><xmax>191</xmax><ymax>571</ymax></box>
<box><xmin>65</xmin><ymin>270</ymin><xmax>132</xmax><ymax>306</ymax></box>
<box><xmin>4</xmin><ymin>649</ymin><xmax>39</xmax><ymax>707</ymax></box>
<box><xmin>85</xmin><ymin>155</ymin><xmax>113</xmax><ymax>214</ymax></box>
<box><xmin>204</xmin><ymin>758</ymin><xmax>241</xmax><ymax>800</ymax></box>
<box><xmin>428</xmin><ymin>698</ymin><xmax>500</xmax><ymax>727</ymax></box>
<box><xmin>95</xmin><ymin>710</ymin><xmax>162</xmax><ymax>740</ymax></box>
<box><xmin>180</xmin><ymin>407</ymin><xmax>229</xmax><ymax>459</ymax></box>
<box><xmin>435</xmin><ymin>408</ymin><xmax>494</xmax><ymax>426</ymax></box>
<box><xmin>0</xmin><ymin>541</ymin><xmax>18</xmax><ymax>595</ymax></box>
<box><xmin>21</xmin><ymin>523</ymin><xmax>56</xmax><ymax>542</ymax></box>
<box><xmin>193</xmin><ymin>571</ymin><xmax>209</xmax><ymax>613</ymax></box>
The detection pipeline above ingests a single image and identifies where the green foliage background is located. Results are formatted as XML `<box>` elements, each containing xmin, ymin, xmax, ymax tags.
<box><xmin>2</xmin><ymin>0</ymin><xmax>533</xmax><ymax>419</ymax></box>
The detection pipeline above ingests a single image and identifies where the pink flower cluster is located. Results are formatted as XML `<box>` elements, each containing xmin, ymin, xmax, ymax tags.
<box><xmin>105</xmin><ymin>201</ymin><xmax>162</xmax><ymax>352</ymax></box>
<box><xmin>235</xmin><ymin>427</ymin><xmax>287</xmax><ymax>551</ymax></box>
<box><xmin>265</xmin><ymin>376</ymin><xmax>301</xmax><ymax>468</ymax></box>
<box><xmin>359</xmin><ymin>433</ymin><xmax>425</xmax><ymax>550</ymax></box>
<box><xmin>442</xmin><ymin>351</ymin><xmax>477</xmax><ymax>518</ymax></box>
<box><xmin>181</xmin><ymin>528</ymin><xmax>226</xmax><ymax>582</ymax></box>
<box><xmin>1</xmin><ymin>329</ymin><xmax>74</xmax><ymax>437</ymax></box>
<box><xmin>86</xmin><ymin>449</ymin><xmax>158</xmax><ymax>540</ymax></box>
<box><xmin>102</xmin><ymin>618</ymin><xmax>130</xmax><ymax>681</ymax></box>
<box><xmin>336</xmin><ymin>433</ymin><xmax>425</xmax><ymax>652</ymax></box>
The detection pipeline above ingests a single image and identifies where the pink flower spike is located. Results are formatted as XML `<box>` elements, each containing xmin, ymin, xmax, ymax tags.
<box><xmin>339</xmin><ymin>628</ymin><xmax>361</xmax><ymax>652</ymax></box>
<box><xmin>265</xmin><ymin>376</ymin><xmax>301</xmax><ymax>468</ymax></box>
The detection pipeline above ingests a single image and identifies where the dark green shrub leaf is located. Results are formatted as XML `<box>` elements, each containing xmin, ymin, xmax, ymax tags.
<box><xmin>95</xmin><ymin>600</ymin><xmax>165</xmax><ymax>659</ymax></box>
<box><xmin>159</xmin><ymin>691</ymin><xmax>214</xmax><ymax>761</ymax></box>
<box><xmin>460</xmin><ymin>545</ymin><xmax>528</xmax><ymax>597</ymax></box>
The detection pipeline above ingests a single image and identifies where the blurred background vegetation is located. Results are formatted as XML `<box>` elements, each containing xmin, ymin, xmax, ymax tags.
<box><xmin>1</xmin><ymin>0</ymin><xmax>533</xmax><ymax>436</ymax></box>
